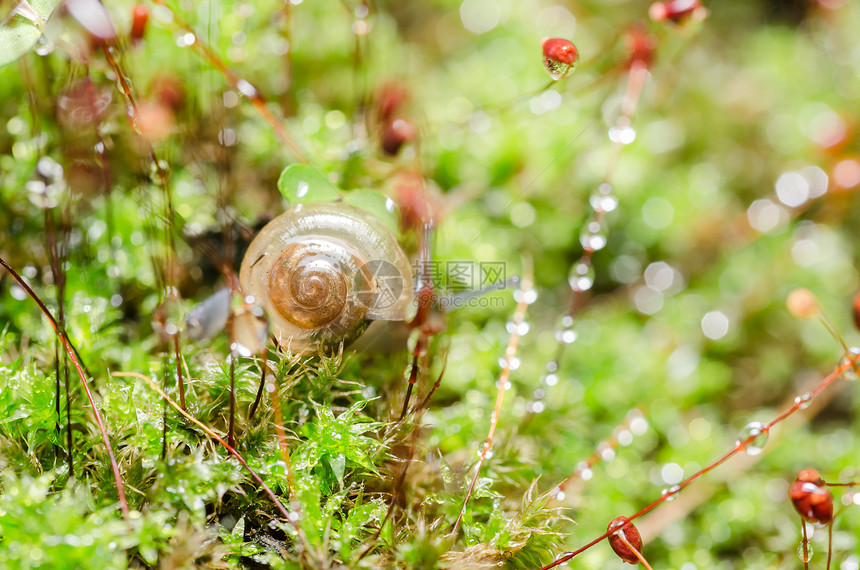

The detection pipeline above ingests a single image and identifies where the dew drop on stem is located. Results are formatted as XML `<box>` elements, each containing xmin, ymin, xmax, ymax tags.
<box><xmin>580</xmin><ymin>220</ymin><xmax>608</xmax><ymax>252</ymax></box>
<box><xmin>840</xmin><ymin>347</ymin><xmax>860</xmax><ymax>380</ymax></box>
<box><xmin>152</xmin><ymin>293</ymin><xmax>185</xmax><ymax>339</ymax></box>
<box><xmin>796</xmin><ymin>541</ymin><xmax>813</xmax><ymax>563</ymax></box>
<box><xmin>542</xmin><ymin>38</ymin><xmax>579</xmax><ymax>81</ymax></box>
<box><xmin>568</xmin><ymin>262</ymin><xmax>595</xmax><ymax>292</ymax></box>
<box><xmin>556</xmin><ymin>329</ymin><xmax>577</xmax><ymax>344</ymax></box>
<box><xmin>608</xmin><ymin>117</ymin><xmax>637</xmax><ymax>145</ymax></box>
<box><xmin>737</xmin><ymin>422</ymin><xmax>769</xmax><ymax>455</ymax></box>
<box><xmin>589</xmin><ymin>192</ymin><xmax>618</xmax><ymax>213</ymax></box>
<box><xmin>661</xmin><ymin>484</ymin><xmax>681</xmax><ymax>501</ymax></box>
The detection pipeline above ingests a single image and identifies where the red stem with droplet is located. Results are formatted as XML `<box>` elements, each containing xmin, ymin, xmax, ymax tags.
<box><xmin>451</xmin><ymin>266</ymin><xmax>533</xmax><ymax>538</ymax></box>
<box><xmin>149</xmin><ymin>0</ymin><xmax>308</xmax><ymax>164</ymax></box>
<box><xmin>113</xmin><ymin>371</ymin><xmax>298</xmax><ymax>531</ymax></box>
<box><xmin>540</xmin><ymin>351</ymin><xmax>859</xmax><ymax>569</ymax></box>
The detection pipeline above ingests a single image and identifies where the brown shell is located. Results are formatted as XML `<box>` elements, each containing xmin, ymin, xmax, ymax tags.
<box><xmin>239</xmin><ymin>202</ymin><xmax>413</xmax><ymax>353</ymax></box>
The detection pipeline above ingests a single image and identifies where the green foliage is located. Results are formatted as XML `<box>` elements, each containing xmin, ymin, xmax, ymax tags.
<box><xmin>293</xmin><ymin>400</ymin><xmax>385</xmax><ymax>492</ymax></box>
<box><xmin>0</xmin><ymin>0</ymin><xmax>59</xmax><ymax>68</ymax></box>
<box><xmin>1</xmin><ymin>0</ymin><xmax>860</xmax><ymax>569</ymax></box>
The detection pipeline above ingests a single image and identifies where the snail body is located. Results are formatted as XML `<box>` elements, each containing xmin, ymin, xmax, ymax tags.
<box><xmin>239</xmin><ymin>202</ymin><xmax>413</xmax><ymax>353</ymax></box>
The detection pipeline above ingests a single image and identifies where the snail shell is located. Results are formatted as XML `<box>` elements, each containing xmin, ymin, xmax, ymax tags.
<box><xmin>239</xmin><ymin>202</ymin><xmax>413</xmax><ymax>353</ymax></box>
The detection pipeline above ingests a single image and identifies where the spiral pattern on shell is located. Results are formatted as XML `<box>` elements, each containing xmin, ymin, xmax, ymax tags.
<box><xmin>239</xmin><ymin>202</ymin><xmax>412</xmax><ymax>353</ymax></box>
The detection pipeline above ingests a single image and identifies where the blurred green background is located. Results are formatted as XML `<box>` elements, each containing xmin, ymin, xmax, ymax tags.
<box><xmin>0</xmin><ymin>0</ymin><xmax>859</xmax><ymax>568</ymax></box>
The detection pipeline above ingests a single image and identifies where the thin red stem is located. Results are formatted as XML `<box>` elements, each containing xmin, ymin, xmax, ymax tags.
<box><xmin>150</xmin><ymin>0</ymin><xmax>308</xmax><ymax>164</ymax></box>
<box><xmin>0</xmin><ymin>256</ymin><xmax>129</xmax><ymax>519</ymax></box>
<box><xmin>248</xmin><ymin>353</ymin><xmax>267</xmax><ymax>421</ymax></box>
<box><xmin>801</xmin><ymin>516</ymin><xmax>810</xmax><ymax>570</ymax></box>
<box><xmin>552</xmin><ymin>407</ymin><xmax>644</xmax><ymax>496</ymax></box>
<box><xmin>228</xmin><ymin>353</ymin><xmax>236</xmax><ymax>448</ymax></box>
<box><xmin>173</xmin><ymin>334</ymin><xmax>186</xmax><ymax>410</ymax></box>
<box><xmin>619</xmin><ymin>533</ymin><xmax>653</xmax><ymax>570</ymax></box>
<box><xmin>540</xmin><ymin>352</ymin><xmax>859</xmax><ymax>569</ymax></box>
<box><xmin>451</xmin><ymin>269</ymin><xmax>533</xmax><ymax>538</ymax></box>
<box><xmin>114</xmin><ymin>371</ymin><xmax>299</xmax><ymax>530</ymax></box>
<box><xmin>533</xmin><ymin>61</ymin><xmax>651</xmax><ymax>412</ymax></box>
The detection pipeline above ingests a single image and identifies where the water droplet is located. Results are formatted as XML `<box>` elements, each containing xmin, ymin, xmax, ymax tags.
<box><xmin>544</xmin><ymin>373</ymin><xmax>558</xmax><ymax>386</ymax></box>
<box><xmin>609</xmin><ymin>117</ymin><xmax>637</xmax><ymax>145</ymax></box>
<box><xmin>542</xmin><ymin>38</ymin><xmax>579</xmax><ymax>81</ymax></box>
<box><xmin>152</xmin><ymin>293</ymin><xmax>185</xmax><ymax>339</ymax></box>
<box><xmin>236</xmin><ymin>79</ymin><xmax>258</xmax><ymax>99</ymax></box>
<box><xmin>616</xmin><ymin>429</ymin><xmax>633</xmax><ymax>446</ymax></box>
<box><xmin>514</xmin><ymin>288</ymin><xmax>538</xmax><ymax>304</ymax></box>
<box><xmin>775</xmin><ymin>171</ymin><xmax>810</xmax><ymax>208</ymax></box>
<box><xmin>794</xmin><ymin>392</ymin><xmax>813</xmax><ymax>410</ymax></box>
<box><xmin>580</xmin><ymin>220</ymin><xmax>608</xmax><ymax>252</ymax></box>
<box><xmin>568</xmin><ymin>262</ymin><xmax>595</xmax><ymax>292</ymax></box>
<box><xmin>556</xmin><ymin>330</ymin><xmax>578</xmax><ymax>344</ymax></box>
<box><xmin>797</xmin><ymin>541</ymin><xmax>813</xmax><ymax>563</ymax></box>
<box><xmin>175</xmin><ymin>31</ymin><xmax>196</xmax><ymax>46</ymax></box>
<box><xmin>629</xmin><ymin>414</ymin><xmax>649</xmax><ymax>436</ymax></box>
<box><xmin>231</xmin><ymin>309</ymin><xmax>268</xmax><ymax>357</ymax></box>
<box><xmin>661</xmin><ymin>484</ymin><xmax>681</xmax><ymax>501</ymax></box>
<box><xmin>597</xmin><ymin>443</ymin><xmax>616</xmax><ymax>461</ymax></box>
<box><xmin>589</xmin><ymin>192</ymin><xmax>618</xmax><ymax>213</ymax></box>
<box><xmin>35</xmin><ymin>36</ymin><xmax>56</xmax><ymax>56</ymax></box>
<box><xmin>840</xmin><ymin>348</ymin><xmax>860</xmax><ymax>380</ymax></box>
<box><xmin>737</xmin><ymin>422</ymin><xmax>769</xmax><ymax>455</ymax></box>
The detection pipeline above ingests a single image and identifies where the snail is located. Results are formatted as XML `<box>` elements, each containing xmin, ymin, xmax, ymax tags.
<box><xmin>239</xmin><ymin>202</ymin><xmax>413</xmax><ymax>353</ymax></box>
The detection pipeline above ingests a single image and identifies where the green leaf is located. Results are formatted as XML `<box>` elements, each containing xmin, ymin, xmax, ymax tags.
<box><xmin>344</xmin><ymin>188</ymin><xmax>398</xmax><ymax>232</ymax></box>
<box><xmin>277</xmin><ymin>164</ymin><xmax>341</xmax><ymax>204</ymax></box>
<box><xmin>330</xmin><ymin>452</ymin><xmax>346</xmax><ymax>488</ymax></box>
<box><xmin>0</xmin><ymin>0</ymin><xmax>60</xmax><ymax>68</ymax></box>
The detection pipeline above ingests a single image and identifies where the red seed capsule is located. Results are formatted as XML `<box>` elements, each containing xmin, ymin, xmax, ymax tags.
<box><xmin>624</xmin><ymin>24</ymin><xmax>657</xmax><ymax>70</ymax></box>
<box><xmin>789</xmin><ymin>469</ymin><xmax>833</xmax><ymax>524</ymax></box>
<box><xmin>381</xmin><ymin>117</ymin><xmax>418</xmax><ymax>156</ymax></box>
<box><xmin>150</xmin><ymin>74</ymin><xmax>186</xmax><ymax>112</ymax></box>
<box><xmin>649</xmin><ymin>0</ymin><xmax>704</xmax><ymax>23</ymax></box>
<box><xmin>542</xmin><ymin>37</ymin><xmax>579</xmax><ymax>81</ymax></box>
<box><xmin>376</xmin><ymin>81</ymin><xmax>410</xmax><ymax>123</ymax></box>
<box><xmin>393</xmin><ymin>171</ymin><xmax>442</xmax><ymax>231</ymax></box>
<box><xmin>57</xmin><ymin>79</ymin><xmax>113</xmax><ymax>128</ymax></box>
<box><xmin>607</xmin><ymin>517</ymin><xmax>643</xmax><ymax>565</ymax></box>
<box><xmin>854</xmin><ymin>291</ymin><xmax>860</xmax><ymax>332</ymax></box>
<box><xmin>131</xmin><ymin>4</ymin><xmax>149</xmax><ymax>44</ymax></box>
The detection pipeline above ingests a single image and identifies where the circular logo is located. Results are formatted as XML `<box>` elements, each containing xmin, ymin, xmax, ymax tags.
<box><xmin>357</xmin><ymin>259</ymin><xmax>405</xmax><ymax>311</ymax></box>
